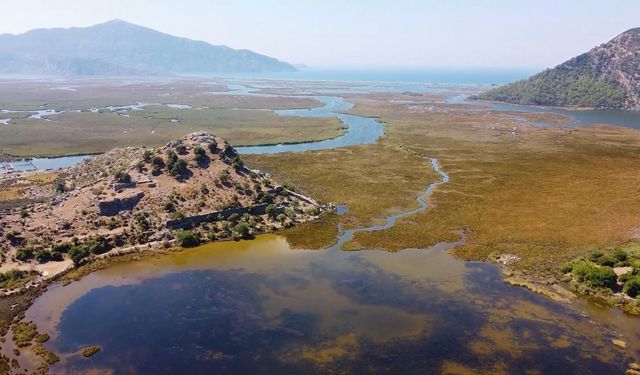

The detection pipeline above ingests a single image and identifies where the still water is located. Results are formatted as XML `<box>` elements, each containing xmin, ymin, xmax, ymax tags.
<box><xmin>27</xmin><ymin>235</ymin><xmax>639</xmax><ymax>374</ymax></box>
<box><xmin>474</xmin><ymin>100</ymin><xmax>640</xmax><ymax>129</ymax></box>
<box><xmin>236</xmin><ymin>95</ymin><xmax>383</xmax><ymax>154</ymax></box>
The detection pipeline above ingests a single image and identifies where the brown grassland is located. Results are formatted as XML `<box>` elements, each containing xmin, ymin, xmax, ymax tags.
<box><xmin>247</xmin><ymin>98</ymin><xmax>640</xmax><ymax>276</ymax></box>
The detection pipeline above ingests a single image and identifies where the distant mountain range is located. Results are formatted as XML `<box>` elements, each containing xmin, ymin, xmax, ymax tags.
<box><xmin>0</xmin><ymin>20</ymin><xmax>296</xmax><ymax>76</ymax></box>
<box><xmin>477</xmin><ymin>28</ymin><xmax>640</xmax><ymax>110</ymax></box>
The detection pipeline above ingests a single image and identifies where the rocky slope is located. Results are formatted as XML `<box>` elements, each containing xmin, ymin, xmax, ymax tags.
<box><xmin>0</xmin><ymin>20</ymin><xmax>296</xmax><ymax>75</ymax></box>
<box><xmin>478</xmin><ymin>28</ymin><xmax>640</xmax><ymax>110</ymax></box>
<box><xmin>0</xmin><ymin>132</ymin><xmax>325</xmax><ymax>288</ymax></box>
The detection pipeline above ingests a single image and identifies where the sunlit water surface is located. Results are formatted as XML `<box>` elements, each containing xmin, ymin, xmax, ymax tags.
<box><xmin>27</xmin><ymin>235</ymin><xmax>639</xmax><ymax>374</ymax></box>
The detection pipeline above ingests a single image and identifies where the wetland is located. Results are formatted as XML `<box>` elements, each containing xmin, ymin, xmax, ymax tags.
<box><xmin>2</xmin><ymin>77</ymin><xmax>640</xmax><ymax>374</ymax></box>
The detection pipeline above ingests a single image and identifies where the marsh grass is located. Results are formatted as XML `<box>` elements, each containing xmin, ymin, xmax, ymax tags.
<box><xmin>0</xmin><ymin>108</ymin><xmax>345</xmax><ymax>157</ymax></box>
<box><xmin>251</xmin><ymin>98</ymin><xmax>640</xmax><ymax>275</ymax></box>
<box><xmin>245</xmin><ymin>142</ymin><xmax>439</xmax><ymax>248</ymax></box>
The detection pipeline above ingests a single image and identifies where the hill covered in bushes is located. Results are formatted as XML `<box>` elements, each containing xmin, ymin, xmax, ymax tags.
<box><xmin>477</xmin><ymin>28</ymin><xmax>640</xmax><ymax>110</ymax></box>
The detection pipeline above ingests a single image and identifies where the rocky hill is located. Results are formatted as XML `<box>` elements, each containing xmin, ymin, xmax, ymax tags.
<box><xmin>0</xmin><ymin>133</ymin><xmax>324</xmax><ymax>287</ymax></box>
<box><xmin>0</xmin><ymin>20</ymin><xmax>296</xmax><ymax>76</ymax></box>
<box><xmin>477</xmin><ymin>28</ymin><xmax>640</xmax><ymax>110</ymax></box>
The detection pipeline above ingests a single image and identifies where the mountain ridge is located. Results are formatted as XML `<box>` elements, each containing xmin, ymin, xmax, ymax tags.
<box><xmin>477</xmin><ymin>28</ymin><xmax>640</xmax><ymax>110</ymax></box>
<box><xmin>0</xmin><ymin>20</ymin><xmax>296</xmax><ymax>76</ymax></box>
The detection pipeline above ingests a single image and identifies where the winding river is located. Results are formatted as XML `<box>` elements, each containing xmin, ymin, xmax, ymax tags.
<box><xmin>2</xmin><ymin>85</ymin><xmax>384</xmax><ymax>172</ymax></box>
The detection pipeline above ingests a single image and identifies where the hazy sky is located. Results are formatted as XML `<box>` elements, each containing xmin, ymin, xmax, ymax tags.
<box><xmin>3</xmin><ymin>0</ymin><xmax>639</xmax><ymax>69</ymax></box>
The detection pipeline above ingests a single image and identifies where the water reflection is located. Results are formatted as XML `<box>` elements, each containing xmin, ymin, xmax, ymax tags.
<box><xmin>26</xmin><ymin>235</ymin><xmax>634</xmax><ymax>374</ymax></box>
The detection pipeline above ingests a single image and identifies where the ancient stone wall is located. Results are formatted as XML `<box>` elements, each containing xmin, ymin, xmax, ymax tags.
<box><xmin>165</xmin><ymin>203</ymin><xmax>278</xmax><ymax>229</ymax></box>
<box><xmin>98</xmin><ymin>192</ymin><xmax>144</xmax><ymax>216</ymax></box>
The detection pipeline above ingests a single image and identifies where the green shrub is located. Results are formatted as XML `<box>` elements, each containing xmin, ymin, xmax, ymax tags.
<box><xmin>87</xmin><ymin>235</ymin><xmax>111</xmax><ymax>254</ymax></box>
<box><xmin>49</xmin><ymin>251</ymin><xmax>63</xmax><ymax>261</ymax></box>
<box><xmin>232</xmin><ymin>156</ymin><xmax>244</xmax><ymax>170</ymax></box>
<box><xmin>15</xmin><ymin>248</ymin><xmax>34</xmax><ymax>261</ymax></box>
<box><xmin>265</xmin><ymin>204</ymin><xmax>277</xmax><ymax>216</ymax></box>
<box><xmin>228</xmin><ymin>213</ymin><xmax>241</xmax><ymax>223</ymax></box>
<box><xmin>151</xmin><ymin>155</ymin><xmax>164</xmax><ymax>175</ymax></box>
<box><xmin>218</xmin><ymin>170</ymin><xmax>231</xmax><ymax>184</ymax></box>
<box><xmin>114</xmin><ymin>170</ymin><xmax>131</xmax><ymax>183</ymax></box>
<box><xmin>624</xmin><ymin>276</ymin><xmax>640</xmax><ymax>298</ymax></box>
<box><xmin>166</xmin><ymin>150</ymin><xmax>178</xmax><ymax>165</ymax></box>
<box><xmin>175</xmin><ymin>230</ymin><xmax>199</xmax><ymax>247</ymax></box>
<box><xmin>164</xmin><ymin>201</ymin><xmax>175</xmax><ymax>212</ymax></box>
<box><xmin>588</xmin><ymin>250</ymin><xmax>604</xmax><ymax>263</ymax></box>
<box><xmin>0</xmin><ymin>269</ymin><xmax>26</xmax><ymax>281</ymax></box>
<box><xmin>68</xmin><ymin>245</ymin><xmax>90</xmax><ymax>265</ymax></box>
<box><xmin>560</xmin><ymin>262</ymin><xmax>574</xmax><ymax>274</ymax></box>
<box><xmin>51</xmin><ymin>243</ymin><xmax>72</xmax><ymax>253</ymax></box>
<box><xmin>35</xmin><ymin>249</ymin><xmax>51</xmax><ymax>263</ymax></box>
<box><xmin>233</xmin><ymin>222</ymin><xmax>251</xmax><ymax>239</ymax></box>
<box><xmin>53</xmin><ymin>178</ymin><xmax>66</xmax><ymax>193</ymax></box>
<box><xmin>142</xmin><ymin>150</ymin><xmax>153</xmax><ymax>163</ymax></box>
<box><xmin>613</xmin><ymin>249</ymin><xmax>628</xmax><ymax>265</ymax></box>
<box><xmin>169</xmin><ymin>159</ymin><xmax>188</xmax><ymax>178</ymax></box>
<box><xmin>194</xmin><ymin>147</ymin><xmax>206</xmax><ymax>163</ymax></box>
<box><xmin>595</xmin><ymin>256</ymin><xmax>615</xmax><ymax>267</ymax></box>
<box><xmin>0</xmin><ymin>269</ymin><xmax>30</xmax><ymax>289</ymax></box>
<box><xmin>0</xmin><ymin>269</ymin><xmax>27</xmax><ymax>285</ymax></box>
<box><xmin>6</xmin><ymin>231</ymin><xmax>22</xmax><ymax>246</ymax></box>
<box><xmin>175</xmin><ymin>144</ymin><xmax>187</xmax><ymax>155</ymax></box>
<box><xmin>572</xmin><ymin>261</ymin><xmax>617</xmax><ymax>289</ymax></box>
<box><xmin>260</xmin><ymin>193</ymin><xmax>275</xmax><ymax>204</ymax></box>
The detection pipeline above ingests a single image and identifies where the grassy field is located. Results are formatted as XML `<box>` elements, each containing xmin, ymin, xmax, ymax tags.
<box><xmin>0</xmin><ymin>107</ymin><xmax>345</xmax><ymax>157</ymax></box>
<box><xmin>249</xmin><ymin>98</ymin><xmax>640</xmax><ymax>276</ymax></box>
<box><xmin>0</xmin><ymin>78</ymin><xmax>343</xmax><ymax>157</ymax></box>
